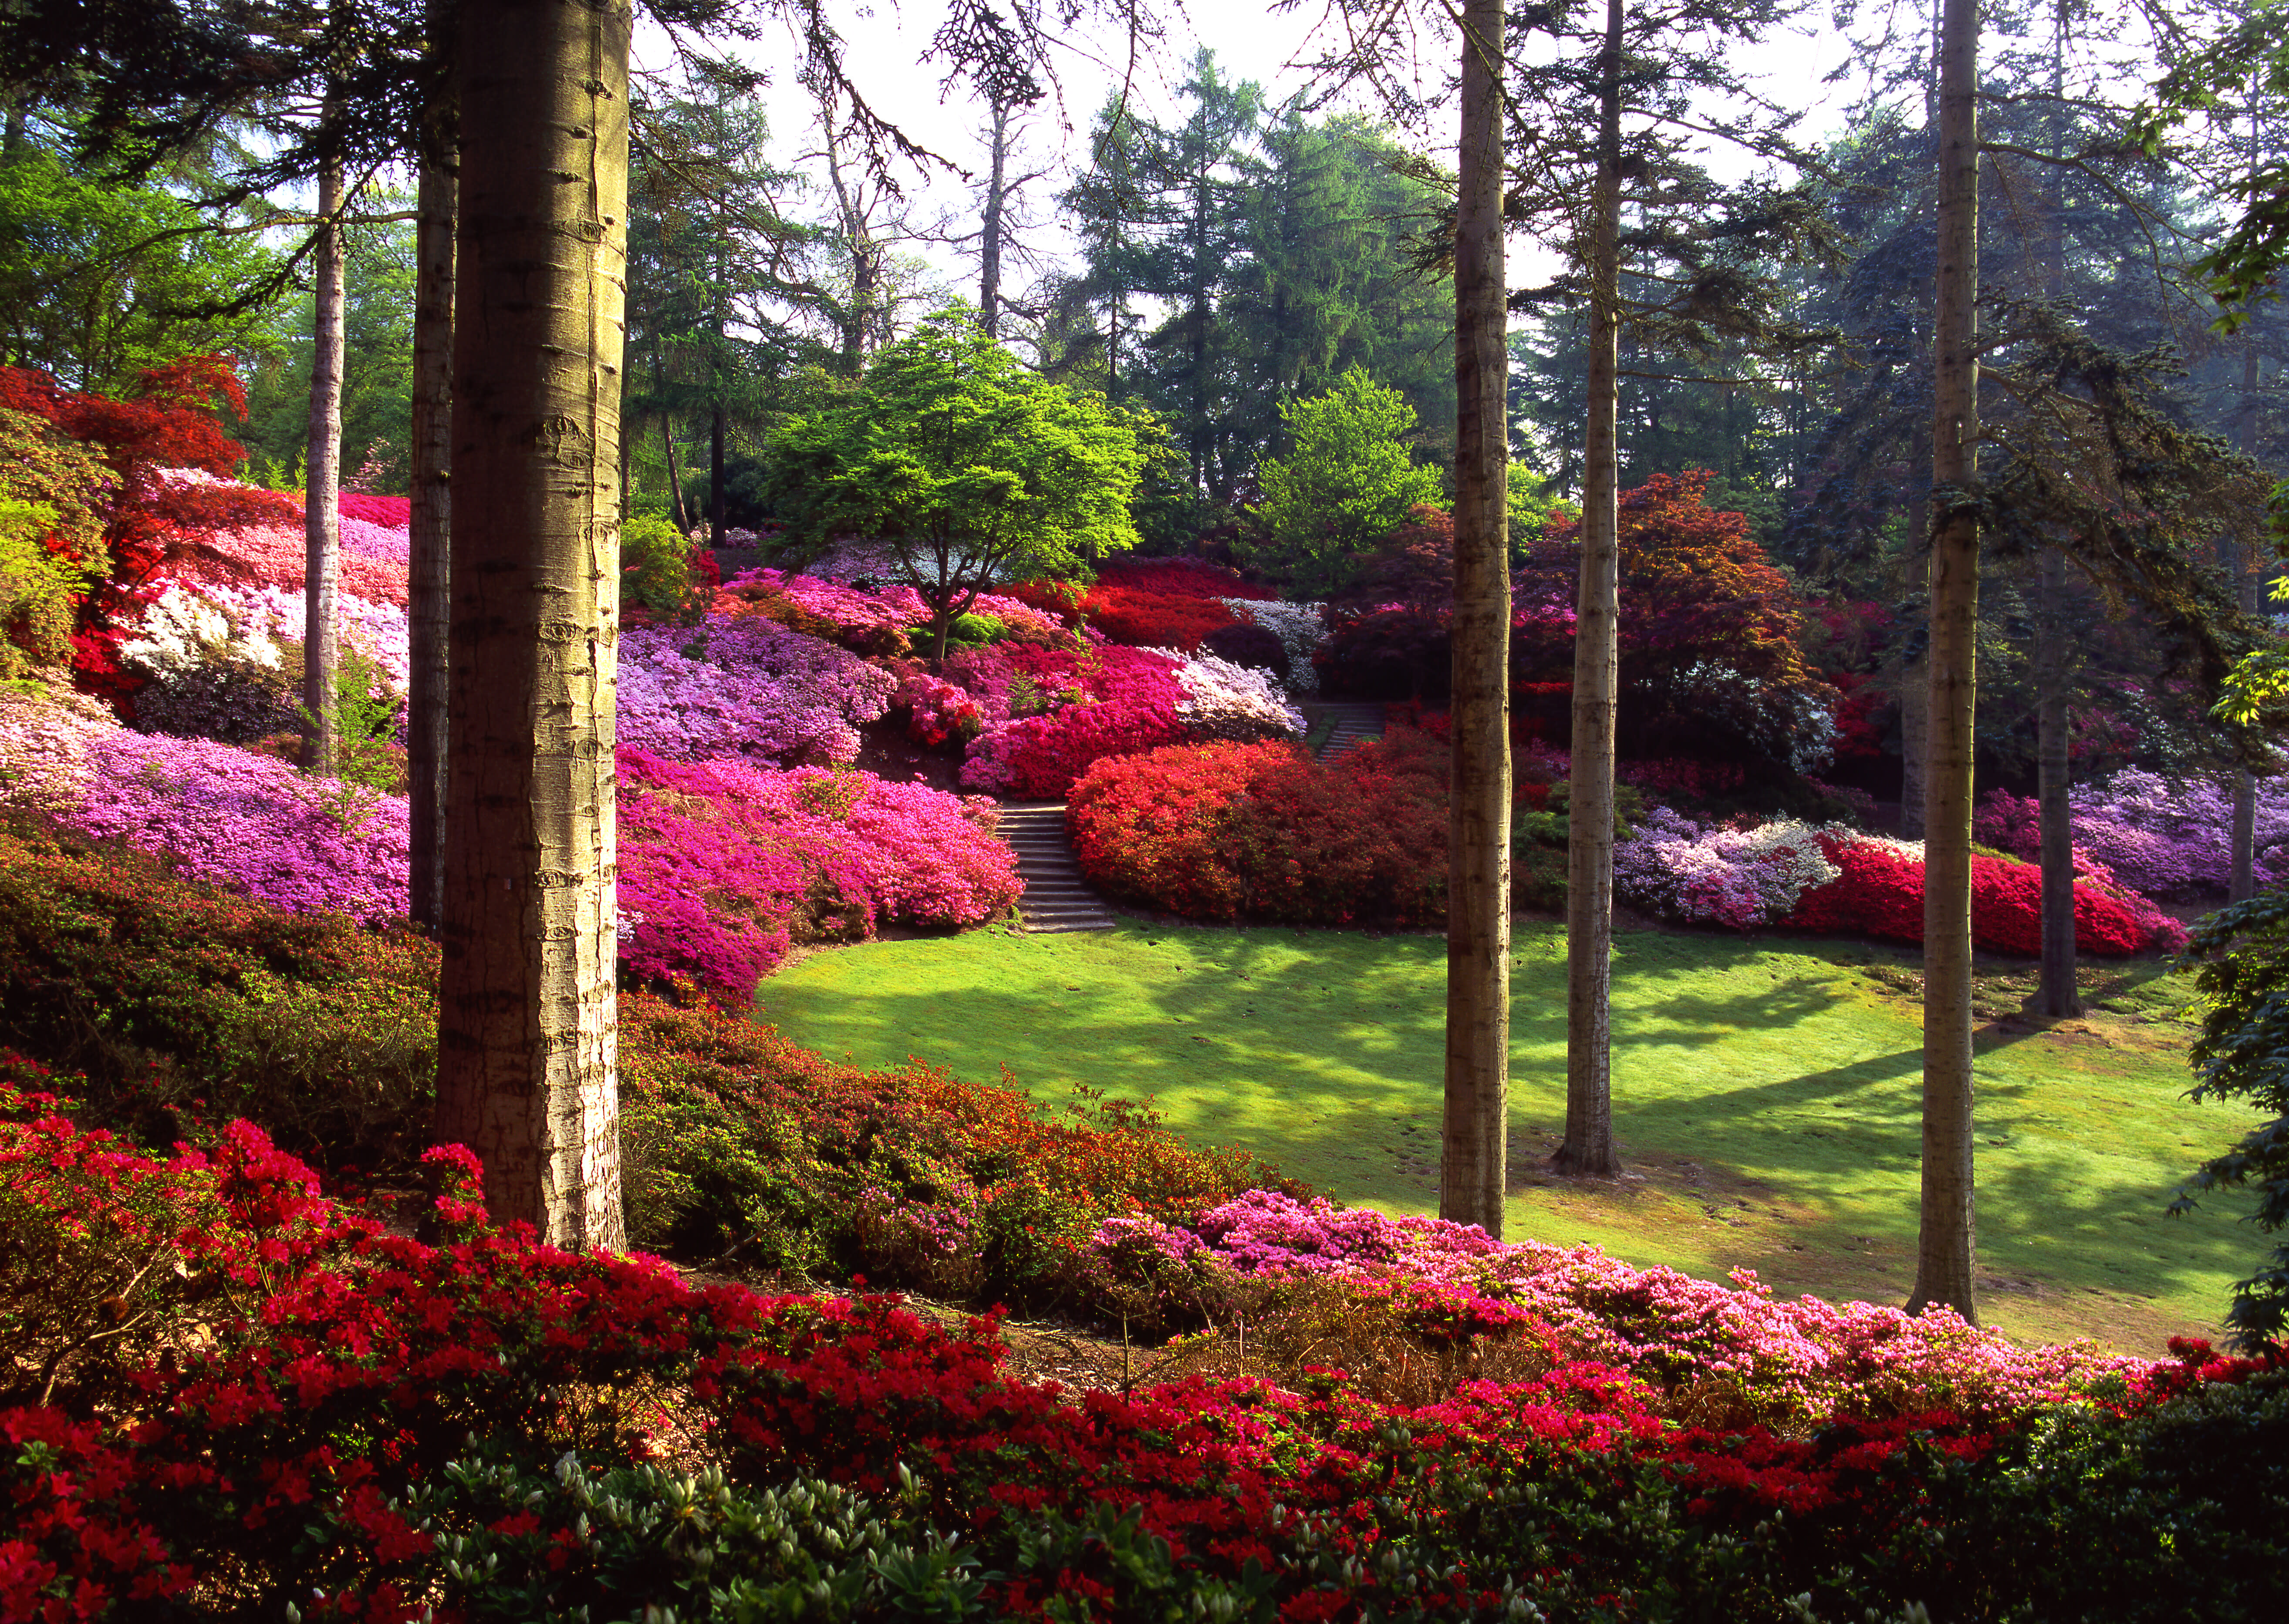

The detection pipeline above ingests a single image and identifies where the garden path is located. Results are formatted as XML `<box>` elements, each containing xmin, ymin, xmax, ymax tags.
<box><xmin>1304</xmin><ymin>700</ymin><xmax>1387</xmax><ymax>761</ymax></box>
<box><xmin>998</xmin><ymin>802</ymin><xmax>1121</xmax><ymax>932</ymax></box>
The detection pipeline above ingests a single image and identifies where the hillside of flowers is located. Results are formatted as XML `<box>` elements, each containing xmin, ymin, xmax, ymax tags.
<box><xmin>1</xmin><ymin>1041</ymin><xmax>2284</xmax><ymax>1619</ymax></box>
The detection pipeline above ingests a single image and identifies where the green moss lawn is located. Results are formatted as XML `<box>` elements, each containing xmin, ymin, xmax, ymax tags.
<box><xmin>757</xmin><ymin>921</ymin><xmax>2257</xmax><ymax>1352</ymax></box>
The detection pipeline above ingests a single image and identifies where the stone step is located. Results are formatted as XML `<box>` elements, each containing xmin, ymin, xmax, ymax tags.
<box><xmin>994</xmin><ymin>800</ymin><xmax>1119</xmax><ymax>933</ymax></box>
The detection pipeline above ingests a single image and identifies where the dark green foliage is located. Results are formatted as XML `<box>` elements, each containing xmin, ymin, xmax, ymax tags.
<box><xmin>2177</xmin><ymin>889</ymin><xmax>2289</xmax><ymax>1347</ymax></box>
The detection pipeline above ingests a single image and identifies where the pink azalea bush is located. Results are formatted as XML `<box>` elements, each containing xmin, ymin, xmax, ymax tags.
<box><xmin>618</xmin><ymin>749</ymin><xmax>1020</xmax><ymax>998</ymax></box>
<box><xmin>185</xmin><ymin>522</ymin><xmax>410</xmax><ymax>608</ymax></box>
<box><xmin>1096</xmin><ymin>1190</ymin><xmax>2152</xmax><ymax>1425</ymax></box>
<box><xmin>1975</xmin><ymin>770</ymin><xmax>2289</xmax><ymax>896</ymax></box>
<box><xmin>722</xmin><ymin>566</ymin><xmax>1068</xmax><ymax>647</ymax></box>
<box><xmin>618</xmin><ymin>617</ymin><xmax>894</xmax><ymax>766</ymax></box>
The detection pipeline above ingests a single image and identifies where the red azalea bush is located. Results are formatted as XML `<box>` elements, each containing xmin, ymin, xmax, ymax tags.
<box><xmin>1067</xmin><ymin>728</ymin><xmax>1449</xmax><ymax>926</ymax></box>
<box><xmin>0</xmin><ymin>360</ymin><xmax>297</xmax><ymax>711</ymax></box>
<box><xmin>1782</xmin><ymin>832</ymin><xmax>2171</xmax><ymax>956</ymax></box>
<box><xmin>1080</xmin><ymin>558</ymin><xmax>1277</xmax><ymax>652</ymax></box>
<box><xmin>953</xmin><ymin>643</ymin><xmax>1192</xmax><ymax>797</ymax></box>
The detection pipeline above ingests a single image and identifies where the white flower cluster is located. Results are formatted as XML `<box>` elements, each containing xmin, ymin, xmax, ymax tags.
<box><xmin>1672</xmin><ymin>661</ymin><xmax>1839</xmax><ymax>776</ymax></box>
<box><xmin>118</xmin><ymin>583</ymin><xmax>284</xmax><ymax>679</ymax></box>
<box><xmin>1219</xmin><ymin>598</ymin><xmax>1330</xmax><ymax>694</ymax></box>
<box><xmin>1167</xmin><ymin>651</ymin><xmax>1307</xmax><ymax>743</ymax></box>
<box><xmin>1614</xmin><ymin>806</ymin><xmax>1844</xmax><ymax>929</ymax></box>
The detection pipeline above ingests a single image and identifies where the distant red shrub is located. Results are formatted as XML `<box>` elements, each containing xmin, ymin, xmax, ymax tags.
<box><xmin>1081</xmin><ymin>559</ymin><xmax>1276</xmax><ymax>652</ymax></box>
<box><xmin>1068</xmin><ymin>728</ymin><xmax>1448</xmax><ymax>926</ymax></box>
<box><xmin>1783</xmin><ymin>834</ymin><xmax>2154</xmax><ymax>957</ymax></box>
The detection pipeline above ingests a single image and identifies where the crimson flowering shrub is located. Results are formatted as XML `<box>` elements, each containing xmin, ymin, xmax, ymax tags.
<box><xmin>1777</xmin><ymin>830</ymin><xmax>2182</xmax><ymax>955</ymax></box>
<box><xmin>716</xmin><ymin>566</ymin><xmax>1068</xmax><ymax>655</ymax></box>
<box><xmin>952</xmin><ymin>643</ymin><xmax>1189</xmax><ymax>796</ymax></box>
<box><xmin>617</xmin><ymin>751</ymin><xmax>1019</xmax><ymax>999</ymax></box>
<box><xmin>1079</xmin><ymin>558</ymin><xmax>1276</xmax><ymax>651</ymax></box>
<box><xmin>1067</xmin><ymin>729</ymin><xmax>1448</xmax><ymax>926</ymax></box>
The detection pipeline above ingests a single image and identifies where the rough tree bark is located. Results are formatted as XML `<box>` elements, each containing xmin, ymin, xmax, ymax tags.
<box><xmin>1440</xmin><ymin>0</ymin><xmax>1512</xmax><ymax>1238</ymax></box>
<box><xmin>1910</xmin><ymin>0</ymin><xmax>1982</xmax><ymax>1324</ymax></box>
<box><xmin>435</xmin><ymin>0</ymin><xmax>629</xmax><ymax>1249</ymax></box>
<box><xmin>2233</xmin><ymin>341</ymin><xmax>2262</xmax><ymax>903</ymax></box>
<box><xmin>407</xmin><ymin>13</ymin><xmax>456</xmax><ymax>934</ymax></box>
<box><xmin>301</xmin><ymin>146</ymin><xmax>346</xmax><ymax>778</ymax></box>
<box><xmin>1555</xmin><ymin>0</ymin><xmax>1625</xmax><ymax>1179</ymax></box>
<box><xmin>709</xmin><ymin>403</ymin><xmax>725</xmax><ymax>545</ymax></box>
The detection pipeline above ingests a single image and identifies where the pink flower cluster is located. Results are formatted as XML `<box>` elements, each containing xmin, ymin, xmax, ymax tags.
<box><xmin>62</xmin><ymin>730</ymin><xmax>410</xmax><ymax>924</ymax></box>
<box><xmin>722</xmin><ymin>567</ymin><xmax>1067</xmax><ymax>645</ymax></box>
<box><xmin>187</xmin><ymin>523</ymin><xmax>409</xmax><ymax>608</ymax></box>
<box><xmin>1101</xmin><ymin>1190</ymin><xmax>2155</xmax><ymax>1423</ymax></box>
<box><xmin>618</xmin><ymin>750</ymin><xmax>1019</xmax><ymax>999</ymax></box>
<box><xmin>952</xmin><ymin>644</ymin><xmax>1189</xmax><ymax>796</ymax></box>
<box><xmin>1975</xmin><ymin>771</ymin><xmax>2289</xmax><ymax>896</ymax></box>
<box><xmin>618</xmin><ymin>618</ymin><xmax>894</xmax><ymax>766</ymax></box>
<box><xmin>893</xmin><ymin>667</ymin><xmax>985</xmax><ymax>747</ymax></box>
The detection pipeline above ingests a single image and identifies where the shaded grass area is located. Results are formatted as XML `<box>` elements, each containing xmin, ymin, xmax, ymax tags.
<box><xmin>756</xmin><ymin>921</ymin><xmax>2257</xmax><ymax>1352</ymax></box>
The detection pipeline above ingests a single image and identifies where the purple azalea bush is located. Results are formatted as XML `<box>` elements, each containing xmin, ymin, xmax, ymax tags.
<box><xmin>1613</xmin><ymin>807</ymin><xmax>1843</xmax><ymax>928</ymax></box>
<box><xmin>619</xmin><ymin>617</ymin><xmax>895</xmax><ymax>766</ymax></box>
<box><xmin>1975</xmin><ymin>769</ymin><xmax>2289</xmax><ymax>896</ymax></box>
<box><xmin>63</xmin><ymin>730</ymin><xmax>410</xmax><ymax>923</ymax></box>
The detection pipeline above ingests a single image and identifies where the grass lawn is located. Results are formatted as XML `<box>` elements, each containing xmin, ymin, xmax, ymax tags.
<box><xmin>756</xmin><ymin>920</ymin><xmax>2260</xmax><ymax>1353</ymax></box>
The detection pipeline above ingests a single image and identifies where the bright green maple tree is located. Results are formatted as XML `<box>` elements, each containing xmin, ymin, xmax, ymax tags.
<box><xmin>767</xmin><ymin>310</ymin><xmax>1158</xmax><ymax>657</ymax></box>
<box><xmin>1246</xmin><ymin>366</ymin><xmax>1444</xmax><ymax>596</ymax></box>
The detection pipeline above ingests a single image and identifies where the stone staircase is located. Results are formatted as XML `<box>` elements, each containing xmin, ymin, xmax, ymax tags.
<box><xmin>996</xmin><ymin>802</ymin><xmax>1121</xmax><ymax>933</ymax></box>
<box><xmin>1304</xmin><ymin>700</ymin><xmax>1388</xmax><ymax>761</ymax></box>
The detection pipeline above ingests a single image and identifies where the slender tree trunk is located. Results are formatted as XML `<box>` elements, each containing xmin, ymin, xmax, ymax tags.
<box><xmin>436</xmin><ymin>0</ymin><xmax>630</xmax><ymax>1250</ymax></box>
<box><xmin>1910</xmin><ymin>0</ymin><xmax>1982</xmax><ymax>1325</ymax></box>
<box><xmin>408</xmin><ymin>30</ymin><xmax>457</xmax><ymax>935</ymax></box>
<box><xmin>981</xmin><ymin>97</ymin><xmax>1008</xmax><ymax>339</ymax></box>
<box><xmin>2036</xmin><ymin>546</ymin><xmax>2080</xmax><ymax>1016</ymax></box>
<box><xmin>661</xmin><ymin>413</ymin><xmax>688</xmax><ymax>533</ymax></box>
<box><xmin>1899</xmin><ymin>448</ymin><xmax>1932</xmax><ymax>838</ymax></box>
<box><xmin>709</xmin><ymin>403</ymin><xmax>725</xmax><ymax>546</ymax></box>
<box><xmin>301</xmin><ymin>146</ymin><xmax>346</xmax><ymax>778</ymax></box>
<box><xmin>2234</xmin><ymin>342</ymin><xmax>2262</xmax><ymax>903</ymax></box>
<box><xmin>1441</xmin><ymin>0</ymin><xmax>1511</xmax><ymax>1238</ymax></box>
<box><xmin>1555</xmin><ymin>0</ymin><xmax>1625</xmax><ymax>1179</ymax></box>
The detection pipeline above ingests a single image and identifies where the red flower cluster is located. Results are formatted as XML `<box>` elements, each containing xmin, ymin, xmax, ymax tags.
<box><xmin>1067</xmin><ymin>729</ymin><xmax>1449</xmax><ymax>926</ymax></box>
<box><xmin>1080</xmin><ymin>559</ymin><xmax>1277</xmax><ymax>652</ymax></box>
<box><xmin>1783</xmin><ymin>834</ymin><xmax>2157</xmax><ymax>956</ymax></box>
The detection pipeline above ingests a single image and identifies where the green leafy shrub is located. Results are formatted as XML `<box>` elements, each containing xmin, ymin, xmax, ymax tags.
<box><xmin>622</xmin><ymin>511</ymin><xmax>712</xmax><ymax>621</ymax></box>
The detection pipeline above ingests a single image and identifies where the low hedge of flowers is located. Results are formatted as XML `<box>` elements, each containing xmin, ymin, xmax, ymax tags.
<box><xmin>1067</xmin><ymin>730</ymin><xmax>1448</xmax><ymax>926</ymax></box>
<box><xmin>1975</xmin><ymin>769</ymin><xmax>2289</xmax><ymax>898</ymax></box>
<box><xmin>1617</xmin><ymin>808</ymin><xmax>2185</xmax><ymax>955</ymax></box>
<box><xmin>619</xmin><ymin>615</ymin><xmax>895</xmax><ymax>767</ymax></box>
<box><xmin>617</xmin><ymin>751</ymin><xmax>1020</xmax><ymax>997</ymax></box>
<box><xmin>1</xmin><ymin>1062</ymin><xmax>2284</xmax><ymax>1621</ymax></box>
<box><xmin>716</xmin><ymin>566</ymin><xmax>1068</xmax><ymax>656</ymax></box>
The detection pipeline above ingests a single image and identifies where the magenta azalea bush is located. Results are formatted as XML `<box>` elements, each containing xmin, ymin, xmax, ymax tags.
<box><xmin>619</xmin><ymin>617</ymin><xmax>895</xmax><ymax>766</ymax></box>
<box><xmin>618</xmin><ymin>748</ymin><xmax>1020</xmax><ymax>998</ymax></box>
<box><xmin>1976</xmin><ymin>770</ymin><xmax>2289</xmax><ymax>897</ymax></box>
<box><xmin>59</xmin><ymin>728</ymin><xmax>410</xmax><ymax>923</ymax></box>
<box><xmin>723</xmin><ymin>566</ymin><xmax>1069</xmax><ymax>647</ymax></box>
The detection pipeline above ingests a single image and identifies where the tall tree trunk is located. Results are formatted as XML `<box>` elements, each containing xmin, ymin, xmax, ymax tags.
<box><xmin>436</xmin><ymin>0</ymin><xmax>630</xmax><ymax>1250</ymax></box>
<box><xmin>301</xmin><ymin>145</ymin><xmax>346</xmax><ymax>778</ymax></box>
<box><xmin>1555</xmin><ymin>0</ymin><xmax>1625</xmax><ymax>1179</ymax></box>
<box><xmin>661</xmin><ymin>412</ymin><xmax>688</xmax><ymax>533</ymax></box>
<box><xmin>1440</xmin><ymin>0</ymin><xmax>1512</xmax><ymax>1238</ymax></box>
<box><xmin>1910</xmin><ymin>0</ymin><xmax>1982</xmax><ymax>1325</ymax></box>
<box><xmin>2035</xmin><ymin>546</ymin><xmax>2080</xmax><ymax>1017</ymax></box>
<box><xmin>2033</xmin><ymin>18</ymin><xmax>2077</xmax><ymax>1018</ymax></box>
<box><xmin>980</xmin><ymin>97</ymin><xmax>1008</xmax><ymax>339</ymax></box>
<box><xmin>408</xmin><ymin>27</ymin><xmax>457</xmax><ymax>935</ymax></box>
<box><xmin>709</xmin><ymin>403</ymin><xmax>725</xmax><ymax>546</ymax></box>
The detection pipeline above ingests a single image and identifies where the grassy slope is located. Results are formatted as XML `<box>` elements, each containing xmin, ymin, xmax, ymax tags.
<box><xmin>757</xmin><ymin>921</ymin><xmax>2257</xmax><ymax>1353</ymax></box>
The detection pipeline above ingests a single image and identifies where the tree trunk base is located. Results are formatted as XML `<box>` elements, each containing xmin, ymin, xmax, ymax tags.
<box><xmin>1549</xmin><ymin>1143</ymin><xmax>1622</xmax><ymax>1179</ymax></box>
